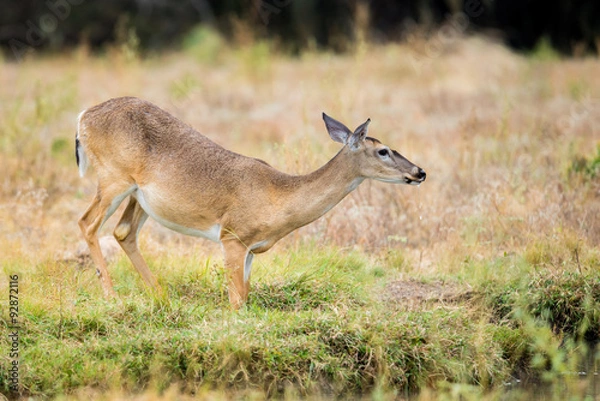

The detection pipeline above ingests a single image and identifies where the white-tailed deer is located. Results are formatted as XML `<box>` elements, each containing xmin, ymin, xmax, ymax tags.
<box><xmin>76</xmin><ymin>97</ymin><xmax>426</xmax><ymax>308</ymax></box>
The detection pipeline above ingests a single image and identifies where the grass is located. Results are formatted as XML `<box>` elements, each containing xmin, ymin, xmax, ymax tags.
<box><xmin>1</xmin><ymin>247</ymin><xmax>599</xmax><ymax>399</ymax></box>
<box><xmin>1</xmin><ymin>30</ymin><xmax>600</xmax><ymax>399</ymax></box>
<box><xmin>569</xmin><ymin>143</ymin><xmax>600</xmax><ymax>180</ymax></box>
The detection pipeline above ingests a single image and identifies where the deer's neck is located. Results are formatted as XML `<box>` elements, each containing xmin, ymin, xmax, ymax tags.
<box><xmin>279</xmin><ymin>148</ymin><xmax>363</xmax><ymax>229</ymax></box>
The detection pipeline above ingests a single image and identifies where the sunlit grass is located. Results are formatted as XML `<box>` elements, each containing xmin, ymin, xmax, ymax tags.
<box><xmin>1</xmin><ymin>240</ymin><xmax>599</xmax><ymax>398</ymax></box>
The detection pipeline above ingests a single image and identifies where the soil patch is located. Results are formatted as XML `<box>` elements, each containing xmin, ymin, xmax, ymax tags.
<box><xmin>383</xmin><ymin>279</ymin><xmax>475</xmax><ymax>304</ymax></box>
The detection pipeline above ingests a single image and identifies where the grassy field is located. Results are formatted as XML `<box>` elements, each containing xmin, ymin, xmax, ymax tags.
<box><xmin>0</xmin><ymin>31</ymin><xmax>599</xmax><ymax>400</ymax></box>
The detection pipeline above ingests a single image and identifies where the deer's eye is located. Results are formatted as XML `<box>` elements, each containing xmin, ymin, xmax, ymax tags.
<box><xmin>378</xmin><ymin>148</ymin><xmax>390</xmax><ymax>157</ymax></box>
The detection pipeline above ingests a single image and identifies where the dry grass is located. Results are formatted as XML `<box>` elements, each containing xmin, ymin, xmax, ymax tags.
<box><xmin>1</xmin><ymin>35</ymin><xmax>598</xmax><ymax>271</ymax></box>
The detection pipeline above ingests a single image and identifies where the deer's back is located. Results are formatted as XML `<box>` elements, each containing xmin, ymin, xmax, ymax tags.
<box><xmin>78</xmin><ymin>97</ymin><xmax>288</xmax><ymax>215</ymax></box>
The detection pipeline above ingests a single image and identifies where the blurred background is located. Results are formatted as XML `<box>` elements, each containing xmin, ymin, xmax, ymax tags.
<box><xmin>1</xmin><ymin>0</ymin><xmax>600</xmax><ymax>59</ymax></box>
<box><xmin>0</xmin><ymin>0</ymin><xmax>598</xmax><ymax>256</ymax></box>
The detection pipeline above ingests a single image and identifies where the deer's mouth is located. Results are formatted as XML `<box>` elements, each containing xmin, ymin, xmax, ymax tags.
<box><xmin>402</xmin><ymin>169</ymin><xmax>426</xmax><ymax>185</ymax></box>
<box><xmin>403</xmin><ymin>177</ymin><xmax>421</xmax><ymax>185</ymax></box>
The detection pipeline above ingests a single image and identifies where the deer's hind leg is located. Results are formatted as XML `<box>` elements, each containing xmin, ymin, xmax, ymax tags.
<box><xmin>79</xmin><ymin>182</ymin><xmax>136</xmax><ymax>298</ymax></box>
<box><xmin>113</xmin><ymin>196</ymin><xmax>162</xmax><ymax>294</ymax></box>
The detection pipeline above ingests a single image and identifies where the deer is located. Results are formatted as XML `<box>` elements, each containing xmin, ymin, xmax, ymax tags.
<box><xmin>76</xmin><ymin>97</ymin><xmax>426</xmax><ymax>308</ymax></box>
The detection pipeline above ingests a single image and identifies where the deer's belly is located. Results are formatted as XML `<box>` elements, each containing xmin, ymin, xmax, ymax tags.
<box><xmin>133</xmin><ymin>186</ymin><xmax>222</xmax><ymax>242</ymax></box>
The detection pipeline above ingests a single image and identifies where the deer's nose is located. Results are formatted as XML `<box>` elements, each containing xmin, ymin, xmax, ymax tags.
<box><xmin>412</xmin><ymin>167</ymin><xmax>426</xmax><ymax>181</ymax></box>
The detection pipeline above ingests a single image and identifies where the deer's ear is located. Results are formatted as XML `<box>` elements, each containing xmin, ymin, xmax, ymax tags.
<box><xmin>322</xmin><ymin>113</ymin><xmax>352</xmax><ymax>144</ymax></box>
<box><xmin>347</xmin><ymin>118</ymin><xmax>370</xmax><ymax>150</ymax></box>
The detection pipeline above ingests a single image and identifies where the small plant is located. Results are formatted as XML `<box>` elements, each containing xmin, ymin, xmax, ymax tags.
<box><xmin>182</xmin><ymin>26</ymin><xmax>225</xmax><ymax>64</ymax></box>
<box><xmin>568</xmin><ymin>144</ymin><xmax>600</xmax><ymax>180</ymax></box>
<box><xmin>169</xmin><ymin>73</ymin><xmax>201</xmax><ymax>101</ymax></box>
<box><xmin>530</xmin><ymin>36</ymin><xmax>561</xmax><ymax>61</ymax></box>
<box><xmin>112</xmin><ymin>15</ymin><xmax>140</xmax><ymax>63</ymax></box>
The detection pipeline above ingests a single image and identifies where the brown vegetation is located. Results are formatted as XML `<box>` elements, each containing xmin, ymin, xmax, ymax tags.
<box><xmin>1</xmin><ymin>36</ymin><xmax>598</xmax><ymax>271</ymax></box>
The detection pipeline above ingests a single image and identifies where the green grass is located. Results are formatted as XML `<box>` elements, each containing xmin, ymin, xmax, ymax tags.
<box><xmin>529</xmin><ymin>36</ymin><xmax>561</xmax><ymax>61</ymax></box>
<box><xmin>1</xmin><ymin>242</ymin><xmax>599</xmax><ymax>399</ymax></box>
<box><xmin>569</xmin><ymin>144</ymin><xmax>600</xmax><ymax>180</ymax></box>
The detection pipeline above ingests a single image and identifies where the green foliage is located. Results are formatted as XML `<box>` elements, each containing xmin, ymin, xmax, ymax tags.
<box><xmin>530</xmin><ymin>37</ymin><xmax>561</xmax><ymax>61</ymax></box>
<box><xmin>169</xmin><ymin>73</ymin><xmax>201</xmax><ymax>102</ymax></box>
<box><xmin>568</xmin><ymin>79</ymin><xmax>588</xmax><ymax>101</ymax></box>
<box><xmin>526</xmin><ymin>271</ymin><xmax>600</xmax><ymax>341</ymax></box>
<box><xmin>483</xmin><ymin>265</ymin><xmax>600</xmax><ymax>385</ymax></box>
<box><xmin>182</xmin><ymin>26</ymin><xmax>225</xmax><ymax>64</ymax></box>
<box><xmin>485</xmin><ymin>262</ymin><xmax>600</xmax><ymax>339</ymax></box>
<box><xmin>569</xmin><ymin>144</ymin><xmax>600</xmax><ymax>180</ymax></box>
<box><xmin>114</xmin><ymin>15</ymin><xmax>141</xmax><ymax>62</ymax></box>
<box><xmin>51</xmin><ymin>137</ymin><xmax>71</xmax><ymax>165</ymax></box>
<box><xmin>237</xmin><ymin>41</ymin><xmax>273</xmax><ymax>80</ymax></box>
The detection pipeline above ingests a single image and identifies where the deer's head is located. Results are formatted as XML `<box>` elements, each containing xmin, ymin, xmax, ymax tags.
<box><xmin>323</xmin><ymin>113</ymin><xmax>426</xmax><ymax>185</ymax></box>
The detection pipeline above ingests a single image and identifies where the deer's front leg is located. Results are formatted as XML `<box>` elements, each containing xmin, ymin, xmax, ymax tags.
<box><xmin>222</xmin><ymin>240</ymin><xmax>252</xmax><ymax>309</ymax></box>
